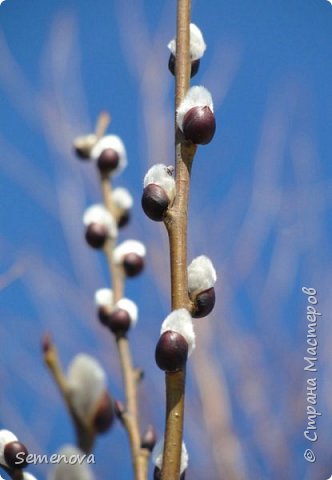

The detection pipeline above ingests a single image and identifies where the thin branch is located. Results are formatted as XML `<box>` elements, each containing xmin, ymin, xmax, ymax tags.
<box><xmin>97</xmin><ymin>122</ymin><xmax>149</xmax><ymax>479</ymax></box>
<box><xmin>43</xmin><ymin>337</ymin><xmax>95</xmax><ymax>453</ymax></box>
<box><xmin>103</xmin><ymin>239</ymin><xmax>124</xmax><ymax>301</ymax></box>
<box><xmin>117</xmin><ymin>336</ymin><xmax>139</xmax><ymax>421</ymax></box>
<box><xmin>100</xmin><ymin>173</ymin><xmax>125</xmax><ymax>228</ymax></box>
<box><xmin>101</xmin><ymin>174</ymin><xmax>115</xmax><ymax>214</ymax></box>
<box><xmin>161</xmin><ymin>1</ymin><xmax>196</xmax><ymax>478</ymax></box>
<box><xmin>95</xmin><ymin>111</ymin><xmax>111</xmax><ymax>140</ymax></box>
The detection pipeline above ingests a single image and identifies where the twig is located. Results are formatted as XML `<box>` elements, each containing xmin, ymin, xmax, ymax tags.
<box><xmin>116</xmin><ymin>335</ymin><xmax>148</xmax><ymax>480</ymax></box>
<box><xmin>103</xmin><ymin>239</ymin><xmax>124</xmax><ymax>301</ymax></box>
<box><xmin>100</xmin><ymin>174</ymin><xmax>115</xmax><ymax>214</ymax></box>
<box><xmin>95</xmin><ymin>112</ymin><xmax>111</xmax><ymax>141</ymax></box>
<box><xmin>97</xmin><ymin>130</ymin><xmax>149</xmax><ymax>479</ymax></box>
<box><xmin>43</xmin><ymin>337</ymin><xmax>95</xmax><ymax>453</ymax></box>
<box><xmin>161</xmin><ymin>1</ymin><xmax>196</xmax><ymax>478</ymax></box>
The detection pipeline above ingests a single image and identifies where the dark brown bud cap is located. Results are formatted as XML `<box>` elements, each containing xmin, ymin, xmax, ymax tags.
<box><xmin>190</xmin><ymin>59</ymin><xmax>200</xmax><ymax>78</ymax></box>
<box><xmin>191</xmin><ymin>287</ymin><xmax>216</xmax><ymax>318</ymax></box>
<box><xmin>153</xmin><ymin>467</ymin><xmax>161</xmax><ymax>480</ymax></box>
<box><xmin>41</xmin><ymin>333</ymin><xmax>52</xmax><ymax>354</ymax></box>
<box><xmin>107</xmin><ymin>308</ymin><xmax>131</xmax><ymax>335</ymax></box>
<box><xmin>168</xmin><ymin>53</ymin><xmax>200</xmax><ymax>78</ymax></box>
<box><xmin>155</xmin><ymin>331</ymin><xmax>188</xmax><ymax>372</ymax></box>
<box><xmin>97</xmin><ymin>148</ymin><xmax>119</xmax><ymax>174</ymax></box>
<box><xmin>74</xmin><ymin>147</ymin><xmax>91</xmax><ymax>160</ymax></box>
<box><xmin>73</xmin><ymin>134</ymin><xmax>97</xmax><ymax>160</ymax></box>
<box><xmin>141</xmin><ymin>184</ymin><xmax>170</xmax><ymax>222</ymax></box>
<box><xmin>85</xmin><ymin>223</ymin><xmax>108</xmax><ymax>249</ymax></box>
<box><xmin>4</xmin><ymin>441</ymin><xmax>28</xmax><ymax>469</ymax></box>
<box><xmin>93</xmin><ymin>391</ymin><xmax>114</xmax><ymax>434</ymax></box>
<box><xmin>118</xmin><ymin>211</ymin><xmax>131</xmax><ymax>228</ymax></box>
<box><xmin>97</xmin><ymin>306</ymin><xmax>111</xmax><ymax>326</ymax></box>
<box><xmin>123</xmin><ymin>253</ymin><xmax>144</xmax><ymax>277</ymax></box>
<box><xmin>153</xmin><ymin>467</ymin><xmax>185</xmax><ymax>480</ymax></box>
<box><xmin>141</xmin><ymin>425</ymin><xmax>157</xmax><ymax>451</ymax></box>
<box><xmin>182</xmin><ymin>106</ymin><xmax>216</xmax><ymax>145</ymax></box>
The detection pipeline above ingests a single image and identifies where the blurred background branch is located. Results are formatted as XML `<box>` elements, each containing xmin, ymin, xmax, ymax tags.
<box><xmin>0</xmin><ymin>1</ymin><xmax>332</xmax><ymax>479</ymax></box>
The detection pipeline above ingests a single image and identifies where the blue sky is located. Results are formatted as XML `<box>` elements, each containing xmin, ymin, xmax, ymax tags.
<box><xmin>0</xmin><ymin>1</ymin><xmax>332</xmax><ymax>479</ymax></box>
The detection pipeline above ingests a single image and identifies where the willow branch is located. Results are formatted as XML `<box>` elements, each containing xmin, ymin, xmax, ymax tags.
<box><xmin>103</xmin><ymin>239</ymin><xmax>124</xmax><ymax>301</ymax></box>
<box><xmin>95</xmin><ymin>111</ymin><xmax>111</xmax><ymax>141</ymax></box>
<box><xmin>161</xmin><ymin>0</ymin><xmax>196</xmax><ymax>478</ymax></box>
<box><xmin>98</xmin><ymin>143</ymin><xmax>149</xmax><ymax>480</ymax></box>
<box><xmin>100</xmin><ymin>173</ymin><xmax>115</xmax><ymax>215</ymax></box>
<box><xmin>43</xmin><ymin>337</ymin><xmax>95</xmax><ymax>453</ymax></box>
<box><xmin>117</xmin><ymin>336</ymin><xmax>138</xmax><ymax>421</ymax></box>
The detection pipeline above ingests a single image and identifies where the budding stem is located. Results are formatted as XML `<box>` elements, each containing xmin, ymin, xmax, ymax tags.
<box><xmin>161</xmin><ymin>0</ymin><xmax>196</xmax><ymax>478</ymax></box>
<box><xmin>43</xmin><ymin>338</ymin><xmax>95</xmax><ymax>453</ymax></box>
<box><xmin>98</xmin><ymin>138</ymin><xmax>149</xmax><ymax>479</ymax></box>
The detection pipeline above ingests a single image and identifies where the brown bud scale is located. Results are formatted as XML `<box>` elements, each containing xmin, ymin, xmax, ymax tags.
<box><xmin>4</xmin><ymin>441</ymin><xmax>28</xmax><ymax>469</ymax></box>
<box><xmin>182</xmin><ymin>106</ymin><xmax>216</xmax><ymax>145</ymax></box>
<box><xmin>141</xmin><ymin>184</ymin><xmax>170</xmax><ymax>222</ymax></box>
<box><xmin>123</xmin><ymin>253</ymin><xmax>144</xmax><ymax>277</ymax></box>
<box><xmin>97</xmin><ymin>148</ymin><xmax>119</xmax><ymax>174</ymax></box>
<box><xmin>153</xmin><ymin>467</ymin><xmax>161</xmax><ymax>480</ymax></box>
<box><xmin>118</xmin><ymin>211</ymin><xmax>130</xmax><ymax>228</ymax></box>
<box><xmin>41</xmin><ymin>333</ymin><xmax>52</xmax><ymax>354</ymax></box>
<box><xmin>85</xmin><ymin>223</ymin><xmax>108</xmax><ymax>249</ymax></box>
<box><xmin>192</xmin><ymin>287</ymin><xmax>216</xmax><ymax>318</ymax></box>
<box><xmin>73</xmin><ymin>134</ymin><xmax>97</xmax><ymax>160</ymax></box>
<box><xmin>168</xmin><ymin>53</ymin><xmax>200</xmax><ymax>78</ymax></box>
<box><xmin>155</xmin><ymin>331</ymin><xmax>188</xmax><ymax>372</ymax></box>
<box><xmin>93</xmin><ymin>391</ymin><xmax>114</xmax><ymax>434</ymax></box>
<box><xmin>107</xmin><ymin>308</ymin><xmax>131</xmax><ymax>334</ymax></box>
<box><xmin>153</xmin><ymin>467</ymin><xmax>185</xmax><ymax>480</ymax></box>
<box><xmin>97</xmin><ymin>306</ymin><xmax>111</xmax><ymax>326</ymax></box>
<box><xmin>141</xmin><ymin>425</ymin><xmax>157</xmax><ymax>451</ymax></box>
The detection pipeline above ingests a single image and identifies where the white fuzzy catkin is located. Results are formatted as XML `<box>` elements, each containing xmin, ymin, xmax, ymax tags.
<box><xmin>83</xmin><ymin>204</ymin><xmax>118</xmax><ymax>239</ymax></box>
<box><xmin>187</xmin><ymin>255</ymin><xmax>217</xmax><ymax>294</ymax></box>
<box><xmin>67</xmin><ymin>354</ymin><xmax>106</xmax><ymax>422</ymax></box>
<box><xmin>0</xmin><ymin>429</ymin><xmax>18</xmax><ymax>466</ymax></box>
<box><xmin>23</xmin><ymin>474</ymin><xmax>38</xmax><ymax>480</ymax></box>
<box><xmin>115</xmin><ymin>298</ymin><xmax>138</xmax><ymax>326</ymax></box>
<box><xmin>160</xmin><ymin>308</ymin><xmax>196</xmax><ymax>356</ymax></box>
<box><xmin>48</xmin><ymin>445</ymin><xmax>95</xmax><ymax>480</ymax></box>
<box><xmin>113</xmin><ymin>240</ymin><xmax>146</xmax><ymax>264</ymax></box>
<box><xmin>176</xmin><ymin>86</ymin><xmax>214</xmax><ymax>132</ymax></box>
<box><xmin>152</xmin><ymin>438</ymin><xmax>188</xmax><ymax>474</ymax></box>
<box><xmin>168</xmin><ymin>23</ymin><xmax>206</xmax><ymax>61</ymax></box>
<box><xmin>94</xmin><ymin>288</ymin><xmax>113</xmax><ymax>308</ymax></box>
<box><xmin>90</xmin><ymin>135</ymin><xmax>127</xmax><ymax>176</ymax></box>
<box><xmin>143</xmin><ymin>164</ymin><xmax>176</xmax><ymax>201</ymax></box>
<box><xmin>112</xmin><ymin>187</ymin><xmax>133</xmax><ymax>210</ymax></box>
